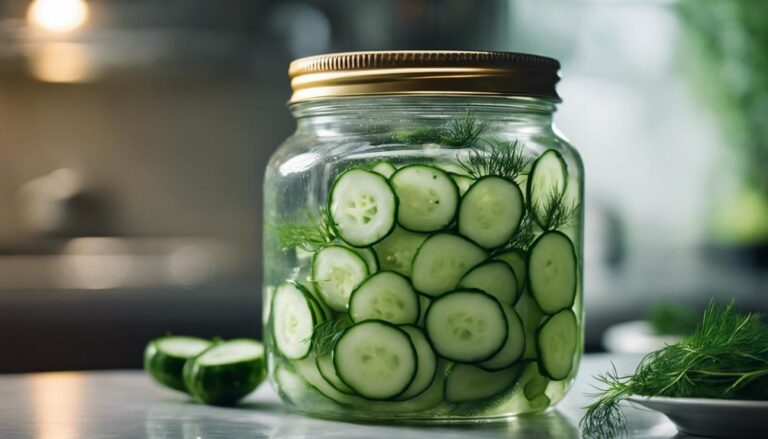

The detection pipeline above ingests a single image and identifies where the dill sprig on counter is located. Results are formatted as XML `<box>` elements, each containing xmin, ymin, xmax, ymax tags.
<box><xmin>581</xmin><ymin>301</ymin><xmax>768</xmax><ymax>438</ymax></box>
<box><xmin>390</xmin><ymin>113</ymin><xmax>486</xmax><ymax>147</ymax></box>
<box><xmin>457</xmin><ymin>139</ymin><xmax>530</xmax><ymax>181</ymax></box>
<box><xmin>271</xmin><ymin>207</ymin><xmax>335</xmax><ymax>252</ymax></box>
<box><xmin>534</xmin><ymin>187</ymin><xmax>580</xmax><ymax>230</ymax></box>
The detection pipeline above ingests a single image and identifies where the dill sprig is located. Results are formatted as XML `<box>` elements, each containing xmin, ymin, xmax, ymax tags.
<box><xmin>457</xmin><ymin>139</ymin><xmax>530</xmax><ymax>181</ymax></box>
<box><xmin>534</xmin><ymin>187</ymin><xmax>580</xmax><ymax>230</ymax></box>
<box><xmin>271</xmin><ymin>207</ymin><xmax>335</xmax><ymax>252</ymax></box>
<box><xmin>581</xmin><ymin>300</ymin><xmax>768</xmax><ymax>438</ymax></box>
<box><xmin>390</xmin><ymin>113</ymin><xmax>486</xmax><ymax>147</ymax></box>
<box><xmin>311</xmin><ymin>318</ymin><xmax>351</xmax><ymax>357</ymax></box>
<box><xmin>494</xmin><ymin>210</ymin><xmax>537</xmax><ymax>253</ymax></box>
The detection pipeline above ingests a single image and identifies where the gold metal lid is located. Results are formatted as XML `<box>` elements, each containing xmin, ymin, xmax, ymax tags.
<box><xmin>288</xmin><ymin>50</ymin><xmax>561</xmax><ymax>104</ymax></box>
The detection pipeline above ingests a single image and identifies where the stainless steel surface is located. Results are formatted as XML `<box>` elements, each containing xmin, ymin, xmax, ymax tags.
<box><xmin>0</xmin><ymin>354</ymin><xmax>681</xmax><ymax>438</ymax></box>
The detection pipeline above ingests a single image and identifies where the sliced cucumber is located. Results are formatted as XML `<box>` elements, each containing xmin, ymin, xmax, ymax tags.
<box><xmin>183</xmin><ymin>339</ymin><xmax>266</xmax><ymax>406</ymax></box>
<box><xmin>449</xmin><ymin>173</ymin><xmax>474</xmax><ymax>196</ymax></box>
<box><xmin>370</xmin><ymin>160</ymin><xmax>397</xmax><ymax>178</ymax></box>
<box><xmin>144</xmin><ymin>335</ymin><xmax>212</xmax><ymax>393</ymax></box>
<box><xmin>494</xmin><ymin>249</ymin><xmax>527</xmax><ymax>291</ymax></box>
<box><xmin>417</xmin><ymin>294</ymin><xmax>431</xmax><ymax>327</ymax></box>
<box><xmin>478</xmin><ymin>303</ymin><xmax>525</xmax><ymax>371</ymax></box>
<box><xmin>348</xmin><ymin>271</ymin><xmax>420</xmax><ymax>325</ymax></box>
<box><xmin>397</xmin><ymin>325</ymin><xmax>437</xmax><ymax>400</ymax></box>
<box><xmin>457</xmin><ymin>260</ymin><xmax>519</xmax><ymax>305</ymax></box>
<box><xmin>272</xmin><ymin>282</ymin><xmax>318</xmax><ymax>359</ymax></box>
<box><xmin>515</xmin><ymin>290</ymin><xmax>545</xmax><ymax>360</ymax></box>
<box><xmin>425</xmin><ymin>289</ymin><xmax>507</xmax><ymax>362</ymax></box>
<box><xmin>444</xmin><ymin>363</ymin><xmax>524</xmax><ymax>403</ymax></box>
<box><xmin>528</xmin><ymin>149</ymin><xmax>568</xmax><ymax>228</ymax></box>
<box><xmin>458</xmin><ymin>176</ymin><xmax>524</xmax><ymax>248</ymax></box>
<box><xmin>329</xmin><ymin>168</ymin><xmax>398</xmax><ymax>247</ymax></box>
<box><xmin>316</xmin><ymin>353</ymin><xmax>355</xmax><ymax>394</ymax></box>
<box><xmin>390</xmin><ymin>164</ymin><xmax>459</xmax><ymax>232</ymax></box>
<box><xmin>411</xmin><ymin>233</ymin><xmax>487</xmax><ymax>296</ymax></box>
<box><xmin>349</xmin><ymin>247</ymin><xmax>380</xmax><ymax>273</ymax></box>
<box><xmin>333</xmin><ymin>321</ymin><xmax>417</xmax><ymax>400</ymax></box>
<box><xmin>295</xmin><ymin>356</ymin><xmax>356</xmax><ymax>405</ymax></box>
<box><xmin>524</xmin><ymin>374</ymin><xmax>549</xmax><ymax>400</ymax></box>
<box><xmin>536</xmin><ymin>309</ymin><xmax>578</xmax><ymax>380</ymax></box>
<box><xmin>298</xmin><ymin>279</ymin><xmax>333</xmax><ymax>321</ymax></box>
<box><xmin>373</xmin><ymin>226</ymin><xmax>428</xmax><ymax>277</ymax></box>
<box><xmin>312</xmin><ymin>245</ymin><xmax>369</xmax><ymax>311</ymax></box>
<box><xmin>528</xmin><ymin>231</ymin><xmax>577</xmax><ymax>314</ymax></box>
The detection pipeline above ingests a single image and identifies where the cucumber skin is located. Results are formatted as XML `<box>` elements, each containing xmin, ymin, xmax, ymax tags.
<box><xmin>143</xmin><ymin>337</ymin><xmax>211</xmax><ymax>393</ymax></box>
<box><xmin>183</xmin><ymin>345</ymin><xmax>267</xmax><ymax>406</ymax></box>
<box><xmin>535</xmin><ymin>309</ymin><xmax>579</xmax><ymax>380</ymax></box>
<box><xmin>272</xmin><ymin>281</ymin><xmax>321</xmax><ymax>360</ymax></box>
<box><xmin>526</xmin><ymin>231</ymin><xmax>578</xmax><ymax>315</ymax></box>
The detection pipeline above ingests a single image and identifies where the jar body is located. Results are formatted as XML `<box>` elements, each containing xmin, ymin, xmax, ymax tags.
<box><xmin>263</xmin><ymin>96</ymin><xmax>584</xmax><ymax>422</ymax></box>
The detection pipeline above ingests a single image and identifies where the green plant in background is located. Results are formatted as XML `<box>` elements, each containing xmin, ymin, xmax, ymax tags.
<box><xmin>676</xmin><ymin>0</ymin><xmax>768</xmax><ymax>244</ymax></box>
<box><xmin>647</xmin><ymin>303</ymin><xmax>700</xmax><ymax>336</ymax></box>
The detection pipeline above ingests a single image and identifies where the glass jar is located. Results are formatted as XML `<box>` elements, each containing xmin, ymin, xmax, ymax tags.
<box><xmin>263</xmin><ymin>51</ymin><xmax>583</xmax><ymax>422</ymax></box>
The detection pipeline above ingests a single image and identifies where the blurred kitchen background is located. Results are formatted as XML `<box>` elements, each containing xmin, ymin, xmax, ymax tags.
<box><xmin>0</xmin><ymin>0</ymin><xmax>766</xmax><ymax>372</ymax></box>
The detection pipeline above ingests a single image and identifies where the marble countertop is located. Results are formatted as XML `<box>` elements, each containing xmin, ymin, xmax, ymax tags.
<box><xmin>0</xmin><ymin>354</ymin><xmax>682</xmax><ymax>439</ymax></box>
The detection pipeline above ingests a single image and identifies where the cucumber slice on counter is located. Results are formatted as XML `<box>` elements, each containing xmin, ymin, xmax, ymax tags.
<box><xmin>370</xmin><ymin>160</ymin><xmax>397</xmax><ymax>178</ymax></box>
<box><xmin>444</xmin><ymin>363</ymin><xmax>524</xmax><ymax>403</ymax></box>
<box><xmin>312</xmin><ymin>245</ymin><xmax>369</xmax><ymax>312</ymax></box>
<box><xmin>272</xmin><ymin>282</ymin><xmax>319</xmax><ymax>359</ymax></box>
<box><xmin>457</xmin><ymin>260</ymin><xmax>519</xmax><ymax>305</ymax></box>
<box><xmin>478</xmin><ymin>303</ymin><xmax>525</xmax><ymax>371</ymax></box>
<box><xmin>396</xmin><ymin>325</ymin><xmax>437</xmax><ymax>400</ymax></box>
<box><xmin>373</xmin><ymin>226</ymin><xmax>428</xmax><ymax>277</ymax></box>
<box><xmin>449</xmin><ymin>173</ymin><xmax>474</xmax><ymax>196</ymax></box>
<box><xmin>458</xmin><ymin>176</ymin><xmax>524</xmax><ymax>248</ymax></box>
<box><xmin>424</xmin><ymin>289</ymin><xmax>507</xmax><ymax>362</ymax></box>
<box><xmin>528</xmin><ymin>149</ymin><xmax>568</xmax><ymax>228</ymax></box>
<box><xmin>494</xmin><ymin>249</ymin><xmax>528</xmax><ymax>291</ymax></box>
<box><xmin>536</xmin><ymin>309</ymin><xmax>578</xmax><ymax>380</ymax></box>
<box><xmin>528</xmin><ymin>231</ymin><xmax>577</xmax><ymax>314</ymax></box>
<box><xmin>316</xmin><ymin>353</ymin><xmax>355</xmax><ymax>394</ymax></box>
<box><xmin>329</xmin><ymin>168</ymin><xmax>398</xmax><ymax>247</ymax></box>
<box><xmin>333</xmin><ymin>321</ymin><xmax>417</xmax><ymax>400</ymax></box>
<box><xmin>144</xmin><ymin>335</ymin><xmax>213</xmax><ymax>393</ymax></box>
<box><xmin>411</xmin><ymin>233</ymin><xmax>487</xmax><ymax>296</ymax></box>
<box><xmin>348</xmin><ymin>271</ymin><xmax>420</xmax><ymax>324</ymax></box>
<box><xmin>390</xmin><ymin>164</ymin><xmax>459</xmax><ymax>232</ymax></box>
<box><xmin>183</xmin><ymin>339</ymin><xmax>266</xmax><ymax>406</ymax></box>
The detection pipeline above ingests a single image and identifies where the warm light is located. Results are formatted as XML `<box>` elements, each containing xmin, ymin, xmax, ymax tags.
<box><xmin>27</xmin><ymin>42</ymin><xmax>92</xmax><ymax>83</ymax></box>
<box><xmin>27</xmin><ymin>0</ymin><xmax>89</xmax><ymax>33</ymax></box>
<box><xmin>29</xmin><ymin>372</ymin><xmax>83</xmax><ymax>439</ymax></box>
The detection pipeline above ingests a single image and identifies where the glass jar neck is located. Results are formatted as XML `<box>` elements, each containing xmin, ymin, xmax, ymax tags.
<box><xmin>290</xmin><ymin>96</ymin><xmax>557</xmax><ymax>138</ymax></box>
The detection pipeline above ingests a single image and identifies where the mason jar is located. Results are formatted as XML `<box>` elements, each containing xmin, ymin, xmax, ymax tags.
<box><xmin>263</xmin><ymin>51</ymin><xmax>584</xmax><ymax>422</ymax></box>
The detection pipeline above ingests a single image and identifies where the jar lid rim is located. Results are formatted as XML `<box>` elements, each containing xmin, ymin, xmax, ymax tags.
<box><xmin>288</xmin><ymin>50</ymin><xmax>561</xmax><ymax>104</ymax></box>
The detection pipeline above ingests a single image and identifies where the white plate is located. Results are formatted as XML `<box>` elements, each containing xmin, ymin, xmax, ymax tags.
<box><xmin>628</xmin><ymin>396</ymin><xmax>768</xmax><ymax>438</ymax></box>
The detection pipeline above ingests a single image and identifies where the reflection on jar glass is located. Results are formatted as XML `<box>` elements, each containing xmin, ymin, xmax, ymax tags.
<box><xmin>263</xmin><ymin>51</ymin><xmax>584</xmax><ymax>422</ymax></box>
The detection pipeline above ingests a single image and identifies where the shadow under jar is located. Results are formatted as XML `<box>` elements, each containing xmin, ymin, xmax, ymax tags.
<box><xmin>263</xmin><ymin>51</ymin><xmax>584</xmax><ymax>423</ymax></box>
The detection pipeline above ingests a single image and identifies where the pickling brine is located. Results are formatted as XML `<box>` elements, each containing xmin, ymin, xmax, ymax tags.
<box><xmin>263</xmin><ymin>51</ymin><xmax>584</xmax><ymax>423</ymax></box>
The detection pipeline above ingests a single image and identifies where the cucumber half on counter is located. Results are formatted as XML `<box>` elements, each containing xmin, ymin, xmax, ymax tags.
<box><xmin>144</xmin><ymin>335</ymin><xmax>213</xmax><ymax>392</ymax></box>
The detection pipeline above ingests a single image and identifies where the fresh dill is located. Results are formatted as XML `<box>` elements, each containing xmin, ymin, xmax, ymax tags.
<box><xmin>581</xmin><ymin>300</ymin><xmax>768</xmax><ymax>438</ymax></box>
<box><xmin>534</xmin><ymin>187</ymin><xmax>580</xmax><ymax>230</ymax></box>
<box><xmin>311</xmin><ymin>318</ymin><xmax>351</xmax><ymax>357</ymax></box>
<box><xmin>457</xmin><ymin>139</ymin><xmax>530</xmax><ymax>181</ymax></box>
<box><xmin>271</xmin><ymin>207</ymin><xmax>335</xmax><ymax>252</ymax></box>
<box><xmin>390</xmin><ymin>113</ymin><xmax>486</xmax><ymax>147</ymax></box>
<box><xmin>494</xmin><ymin>210</ymin><xmax>537</xmax><ymax>253</ymax></box>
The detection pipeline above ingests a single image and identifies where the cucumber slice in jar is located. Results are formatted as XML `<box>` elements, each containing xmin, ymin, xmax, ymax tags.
<box><xmin>425</xmin><ymin>289</ymin><xmax>507</xmax><ymax>362</ymax></box>
<box><xmin>536</xmin><ymin>309</ymin><xmax>578</xmax><ymax>380</ymax></box>
<box><xmin>515</xmin><ymin>290</ymin><xmax>545</xmax><ymax>360</ymax></box>
<box><xmin>494</xmin><ymin>249</ymin><xmax>527</xmax><ymax>291</ymax></box>
<box><xmin>444</xmin><ymin>363</ymin><xmax>524</xmax><ymax>403</ymax></box>
<box><xmin>333</xmin><ymin>321</ymin><xmax>417</xmax><ymax>400</ymax></box>
<box><xmin>183</xmin><ymin>339</ymin><xmax>266</xmax><ymax>406</ymax></box>
<box><xmin>312</xmin><ymin>245</ymin><xmax>369</xmax><ymax>312</ymax></box>
<box><xmin>272</xmin><ymin>282</ymin><xmax>319</xmax><ymax>360</ymax></box>
<box><xmin>348</xmin><ymin>271</ymin><xmax>420</xmax><ymax>324</ymax></box>
<box><xmin>477</xmin><ymin>303</ymin><xmax>525</xmax><ymax>371</ymax></box>
<box><xmin>457</xmin><ymin>260</ymin><xmax>519</xmax><ymax>305</ymax></box>
<box><xmin>417</xmin><ymin>294</ymin><xmax>431</xmax><ymax>327</ymax></box>
<box><xmin>458</xmin><ymin>176</ymin><xmax>524</xmax><ymax>249</ymax></box>
<box><xmin>396</xmin><ymin>325</ymin><xmax>437</xmax><ymax>400</ymax></box>
<box><xmin>411</xmin><ymin>233</ymin><xmax>487</xmax><ymax>297</ymax></box>
<box><xmin>373</xmin><ymin>226</ymin><xmax>428</xmax><ymax>277</ymax></box>
<box><xmin>370</xmin><ymin>160</ymin><xmax>397</xmax><ymax>178</ymax></box>
<box><xmin>349</xmin><ymin>247</ymin><xmax>380</xmax><ymax>273</ymax></box>
<box><xmin>449</xmin><ymin>173</ymin><xmax>474</xmax><ymax>196</ymax></box>
<box><xmin>528</xmin><ymin>231</ymin><xmax>577</xmax><ymax>315</ymax></box>
<box><xmin>329</xmin><ymin>168</ymin><xmax>398</xmax><ymax>247</ymax></box>
<box><xmin>528</xmin><ymin>149</ymin><xmax>568</xmax><ymax>228</ymax></box>
<box><xmin>316</xmin><ymin>353</ymin><xmax>355</xmax><ymax>394</ymax></box>
<box><xmin>144</xmin><ymin>335</ymin><xmax>212</xmax><ymax>393</ymax></box>
<box><xmin>390</xmin><ymin>164</ymin><xmax>459</xmax><ymax>232</ymax></box>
